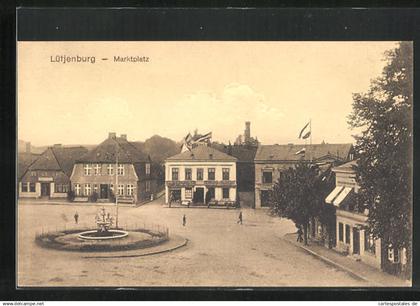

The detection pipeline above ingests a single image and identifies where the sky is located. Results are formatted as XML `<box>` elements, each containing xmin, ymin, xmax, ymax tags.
<box><xmin>17</xmin><ymin>41</ymin><xmax>399</xmax><ymax>146</ymax></box>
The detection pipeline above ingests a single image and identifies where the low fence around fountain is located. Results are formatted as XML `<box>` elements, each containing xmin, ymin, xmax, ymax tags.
<box><xmin>34</xmin><ymin>222</ymin><xmax>170</xmax><ymax>252</ymax></box>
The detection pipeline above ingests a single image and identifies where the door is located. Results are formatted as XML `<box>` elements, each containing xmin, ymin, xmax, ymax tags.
<box><xmin>353</xmin><ymin>228</ymin><xmax>360</xmax><ymax>255</ymax></box>
<box><xmin>194</xmin><ymin>187</ymin><xmax>204</xmax><ymax>203</ymax></box>
<box><xmin>100</xmin><ymin>184</ymin><xmax>109</xmax><ymax>199</ymax></box>
<box><xmin>41</xmin><ymin>183</ymin><xmax>50</xmax><ymax>197</ymax></box>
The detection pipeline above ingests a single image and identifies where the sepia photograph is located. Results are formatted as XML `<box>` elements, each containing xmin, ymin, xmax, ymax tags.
<box><xmin>16</xmin><ymin>41</ymin><xmax>413</xmax><ymax>287</ymax></box>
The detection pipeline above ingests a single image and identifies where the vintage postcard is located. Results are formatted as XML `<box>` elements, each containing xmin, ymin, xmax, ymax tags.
<box><xmin>17</xmin><ymin>41</ymin><xmax>413</xmax><ymax>287</ymax></box>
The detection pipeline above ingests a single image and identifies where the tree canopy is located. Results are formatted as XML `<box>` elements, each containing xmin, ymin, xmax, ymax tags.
<box><xmin>269</xmin><ymin>162</ymin><xmax>332</xmax><ymax>244</ymax></box>
<box><xmin>348</xmin><ymin>42</ymin><xmax>412</xmax><ymax>255</ymax></box>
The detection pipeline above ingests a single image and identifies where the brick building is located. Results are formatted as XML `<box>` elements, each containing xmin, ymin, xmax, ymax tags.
<box><xmin>70</xmin><ymin>133</ymin><xmax>157</xmax><ymax>204</ymax></box>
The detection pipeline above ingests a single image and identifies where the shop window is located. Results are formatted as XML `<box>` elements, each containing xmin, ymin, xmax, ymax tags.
<box><xmin>338</xmin><ymin>223</ymin><xmax>344</xmax><ymax>242</ymax></box>
<box><xmin>21</xmin><ymin>182</ymin><xmax>28</xmax><ymax>192</ymax></box>
<box><xmin>29</xmin><ymin>182</ymin><xmax>36</xmax><ymax>192</ymax></box>
<box><xmin>185</xmin><ymin>188</ymin><xmax>192</xmax><ymax>199</ymax></box>
<box><xmin>345</xmin><ymin>224</ymin><xmax>350</xmax><ymax>244</ymax></box>
<box><xmin>222</xmin><ymin>188</ymin><xmax>230</xmax><ymax>199</ymax></box>
<box><xmin>62</xmin><ymin>184</ymin><xmax>69</xmax><ymax>193</ymax></box>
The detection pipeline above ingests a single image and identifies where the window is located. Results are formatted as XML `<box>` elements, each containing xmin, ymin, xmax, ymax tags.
<box><xmin>127</xmin><ymin>184</ymin><xmax>134</xmax><ymax>196</ymax></box>
<box><xmin>94</xmin><ymin>164</ymin><xmax>101</xmax><ymax>175</ymax></box>
<box><xmin>84</xmin><ymin>164</ymin><xmax>91</xmax><ymax>176</ymax></box>
<box><xmin>207</xmin><ymin>187</ymin><xmax>215</xmax><ymax>199</ymax></box>
<box><xmin>29</xmin><ymin>182</ymin><xmax>36</xmax><ymax>192</ymax></box>
<box><xmin>172</xmin><ymin>168</ymin><xmax>179</xmax><ymax>181</ymax></box>
<box><xmin>31</xmin><ymin>171</ymin><xmax>36</xmax><ymax>177</ymax></box>
<box><xmin>263</xmin><ymin>171</ymin><xmax>273</xmax><ymax>184</ymax></box>
<box><xmin>55</xmin><ymin>184</ymin><xmax>62</xmax><ymax>193</ymax></box>
<box><xmin>338</xmin><ymin>223</ymin><xmax>344</xmax><ymax>242</ymax></box>
<box><xmin>222</xmin><ymin>188</ymin><xmax>230</xmax><ymax>199</ymax></box>
<box><xmin>21</xmin><ymin>182</ymin><xmax>28</xmax><ymax>192</ymax></box>
<box><xmin>364</xmin><ymin>232</ymin><xmax>376</xmax><ymax>254</ymax></box>
<box><xmin>208</xmin><ymin>168</ymin><xmax>215</xmax><ymax>180</ymax></box>
<box><xmin>117</xmin><ymin>164</ymin><xmax>124</xmax><ymax>176</ymax></box>
<box><xmin>84</xmin><ymin>184</ymin><xmax>91</xmax><ymax>196</ymax></box>
<box><xmin>110</xmin><ymin>184</ymin><xmax>114</xmax><ymax>192</ymax></box>
<box><xmin>74</xmin><ymin>184</ymin><xmax>81</xmax><ymax>196</ymax></box>
<box><xmin>93</xmin><ymin>184</ymin><xmax>98</xmax><ymax>194</ymax></box>
<box><xmin>145</xmin><ymin>181</ymin><xmax>151</xmax><ymax>192</ymax></box>
<box><xmin>222</xmin><ymin>168</ymin><xmax>230</xmax><ymax>180</ymax></box>
<box><xmin>197</xmin><ymin>168</ymin><xmax>203</xmax><ymax>181</ymax></box>
<box><xmin>145</xmin><ymin>163</ymin><xmax>150</xmax><ymax>175</ymax></box>
<box><xmin>107</xmin><ymin>164</ymin><xmax>114</xmax><ymax>175</ymax></box>
<box><xmin>388</xmin><ymin>247</ymin><xmax>400</xmax><ymax>263</ymax></box>
<box><xmin>185</xmin><ymin>188</ymin><xmax>192</xmax><ymax>199</ymax></box>
<box><xmin>62</xmin><ymin>184</ymin><xmax>68</xmax><ymax>193</ymax></box>
<box><xmin>345</xmin><ymin>224</ymin><xmax>350</xmax><ymax>244</ymax></box>
<box><xmin>185</xmin><ymin>168</ymin><xmax>192</xmax><ymax>180</ymax></box>
<box><xmin>118</xmin><ymin>184</ymin><xmax>124</xmax><ymax>196</ymax></box>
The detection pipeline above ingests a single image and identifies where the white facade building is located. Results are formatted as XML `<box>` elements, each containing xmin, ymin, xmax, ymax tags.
<box><xmin>165</xmin><ymin>146</ymin><xmax>237</xmax><ymax>205</ymax></box>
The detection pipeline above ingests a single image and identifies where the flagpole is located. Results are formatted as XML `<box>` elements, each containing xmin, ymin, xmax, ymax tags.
<box><xmin>309</xmin><ymin>119</ymin><xmax>312</xmax><ymax>163</ymax></box>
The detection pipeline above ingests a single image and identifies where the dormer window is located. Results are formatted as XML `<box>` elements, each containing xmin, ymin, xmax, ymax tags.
<box><xmin>145</xmin><ymin>163</ymin><xmax>150</xmax><ymax>175</ymax></box>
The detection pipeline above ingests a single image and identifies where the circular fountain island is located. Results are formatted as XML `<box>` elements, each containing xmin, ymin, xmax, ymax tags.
<box><xmin>36</xmin><ymin>207</ymin><xmax>170</xmax><ymax>252</ymax></box>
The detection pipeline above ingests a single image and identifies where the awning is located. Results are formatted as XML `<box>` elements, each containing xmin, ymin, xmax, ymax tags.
<box><xmin>325</xmin><ymin>186</ymin><xmax>344</xmax><ymax>204</ymax></box>
<box><xmin>332</xmin><ymin>187</ymin><xmax>353</xmax><ymax>206</ymax></box>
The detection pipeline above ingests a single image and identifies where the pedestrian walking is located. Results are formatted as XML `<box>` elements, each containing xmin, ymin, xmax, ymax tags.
<box><xmin>182</xmin><ymin>214</ymin><xmax>186</xmax><ymax>227</ymax></box>
<box><xmin>297</xmin><ymin>225</ymin><xmax>303</xmax><ymax>243</ymax></box>
<box><xmin>237</xmin><ymin>211</ymin><xmax>243</xmax><ymax>225</ymax></box>
<box><xmin>74</xmin><ymin>211</ymin><xmax>79</xmax><ymax>224</ymax></box>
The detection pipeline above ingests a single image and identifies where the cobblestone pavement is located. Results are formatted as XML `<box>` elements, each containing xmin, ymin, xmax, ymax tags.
<box><xmin>19</xmin><ymin>197</ymin><xmax>371</xmax><ymax>287</ymax></box>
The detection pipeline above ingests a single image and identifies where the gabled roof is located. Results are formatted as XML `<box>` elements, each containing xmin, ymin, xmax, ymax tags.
<box><xmin>255</xmin><ymin>143</ymin><xmax>353</xmax><ymax>162</ymax></box>
<box><xmin>17</xmin><ymin>152</ymin><xmax>41</xmax><ymax>180</ymax></box>
<box><xmin>166</xmin><ymin>145</ymin><xmax>237</xmax><ymax>162</ymax></box>
<box><xmin>333</xmin><ymin>159</ymin><xmax>358</xmax><ymax>173</ymax></box>
<box><xmin>77</xmin><ymin>137</ymin><xmax>149</xmax><ymax>164</ymax></box>
<box><xmin>27</xmin><ymin>146</ymin><xmax>88</xmax><ymax>177</ymax></box>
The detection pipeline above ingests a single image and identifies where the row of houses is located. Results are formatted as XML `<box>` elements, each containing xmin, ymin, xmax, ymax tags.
<box><xmin>162</xmin><ymin>133</ymin><xmax>407</xmax><ymax>276</ymax></box>
<box><xmin>164</xmin><ymin>141</ymin><xmax>354</xmax><ymax>208</ymax></box>
<box><xmin>18</xmin><ymin>133</ymin><xmax>157</xmax><ymax>204</ymax></box>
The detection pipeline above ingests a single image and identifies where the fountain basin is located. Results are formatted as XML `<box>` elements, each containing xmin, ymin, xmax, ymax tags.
<box><xmin>78</xmin><ymin>229</ymin><xmax>128</xmax><ymax>240</ymax></box>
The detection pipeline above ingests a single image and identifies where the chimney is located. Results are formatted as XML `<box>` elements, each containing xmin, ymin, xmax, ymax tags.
<box><xmin>108</xmin><ymin>132</ymin><xmax>116</xmax><ymax>139</ymax></box>
<box><xmin>244</xmin><ymin>121</ymin><xmax>251</xmax><ymax>141</ymax></box>
<box><xmin>120</xmin><ymin>134</ymin><xmax>127</xmax><ymax>140</ymax></box>
<box><xmin>25</xmin><ymin>142</ymin><xmax>31</xmax><ymax>153</ymax></box>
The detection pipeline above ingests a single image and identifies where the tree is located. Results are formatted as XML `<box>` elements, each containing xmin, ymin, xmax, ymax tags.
<box><xmin>348</xmin><ymin>42</ymin><xmax>412</xmax><ymax>273</ymax></box>
<box><xmin>269</xmin><ymin>162</ymin><xmax>328</xmax><ymax>245</ymax></box>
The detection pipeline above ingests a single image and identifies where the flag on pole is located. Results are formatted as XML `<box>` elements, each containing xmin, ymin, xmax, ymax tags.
<box><xmin>295</xmin><ymin>148</ymin><xmax>306</xmax><ymax>155</ymax></box>
<box><xmin>302</xmin><ymin>131</ymin><xmax>311</xmax><ymax>139</ymax></box>
<box><xmin>298</xmin><ymin>122</ymin><xmax>310</xmax><ymax>139</ymax></box>
<box><xmin>193</xmin><ymin>132</ymin><xmax>212</xmax><ymax>143</ymax></box>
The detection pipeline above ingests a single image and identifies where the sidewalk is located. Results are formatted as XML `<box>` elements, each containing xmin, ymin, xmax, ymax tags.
<box><xmin>18</xmin><ymin>198</ymin><xmax>133</xmax><ymax>207</ymax></box>
<box><xmin>282</xmin><ymin>233</ymin><xmax>411</xmax><ymax>287</ymax></box>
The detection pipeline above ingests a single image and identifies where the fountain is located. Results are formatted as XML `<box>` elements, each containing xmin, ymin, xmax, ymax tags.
<box><xmin>77</xmin><ymin>207</ymin><xmax>128</xmax><ymax>240</ymax></box>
